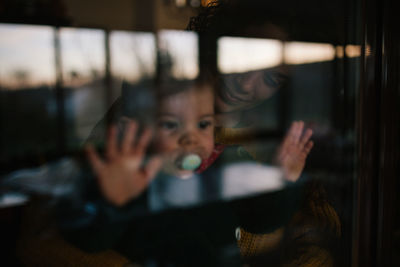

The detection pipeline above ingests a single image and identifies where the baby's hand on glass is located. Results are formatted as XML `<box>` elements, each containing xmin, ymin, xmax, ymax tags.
<box><xmin>275</xmin><ymin>121</ymin><xmax>313</xmax><ymax>182</ymax></box>
<box><xmin>86</xmin><ymin>121</ymin><xmax>162</xmax><ymax>206</ymax></box>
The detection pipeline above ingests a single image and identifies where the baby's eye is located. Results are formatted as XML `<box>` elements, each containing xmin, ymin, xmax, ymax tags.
<box><xmin>198</xmin><ymin>120</ymin><xmax>212</xmax><ymax>130</ymax></box>
<box><xmin>159</xmin><ymin>120</ymin><xmax>178</xmax><ymax>130</ymax></box>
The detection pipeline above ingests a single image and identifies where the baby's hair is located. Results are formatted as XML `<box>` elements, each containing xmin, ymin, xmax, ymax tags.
<box><xmin>155</xmin><ymin>70</ymin><xmax>216</xmax><ymax>101</ymax></box>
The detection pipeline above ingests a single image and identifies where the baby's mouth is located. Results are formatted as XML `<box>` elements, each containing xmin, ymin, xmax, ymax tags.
<box><xmin>174</xmin><ymin>153</ymin><xmax>202</xmax><ymax>171</ymax></box>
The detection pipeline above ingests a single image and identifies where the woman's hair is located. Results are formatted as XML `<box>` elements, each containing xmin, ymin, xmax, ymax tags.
<box><xmin>186</xmin><ymin>0</ymin><xmax>225</xmax><ymax>33</ymax></box>
<box><xmin>187</xmin><ymin>0</ymin><xmax>289</xmax><ymax>41</ymax></box>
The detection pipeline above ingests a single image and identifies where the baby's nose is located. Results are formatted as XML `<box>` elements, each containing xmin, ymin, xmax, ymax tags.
<box><xmin>178</xmin><ymin>130</ymin><xmax>199</xmax><ymax>147</ymax></box>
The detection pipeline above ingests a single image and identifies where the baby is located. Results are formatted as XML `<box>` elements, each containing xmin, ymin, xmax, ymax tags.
<box><xmin>85</xmin><ymin>81</ymin><xmax>215</xmax><ymax>206</ymax></box>
<box><xmin>86</xmin><ymin>78</ymin><xmax>313</xmax><ymax>207</ymax></box>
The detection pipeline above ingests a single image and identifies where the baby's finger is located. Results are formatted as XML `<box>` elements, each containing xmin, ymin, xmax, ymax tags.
<box><xmin>135</xmin><ymin>128</ymin><xmax>153</xmax><ymax>157</ymax></box>
<box><xmin>300</xmin><ymin>128</ymin><xmax>313</xmax><ymax>147</ymax></box>
<box><xmin>106</xmin><ymin>125</ymin><xmax>118</xmax><ymax>160</ymax></box>
<box><xmin>293</xmin><ymin>121</ymin><xmax>304</xmax><ymax>143</ymax></box>
<box><xmin>276</xmin><ymin>122</ymin><xmax>297</xmax><ymax>162</ymax></box>
<box><xmin>85</xmin><ymin>144</ymin><xmax>104</xmax><ymax>174</ymax></box>
<box><xmin>304</xmin><ymin>141</ymin><xmax>314</xmax><ymax>154</ymax></box>
<box><xmin>281</xmin><ymin>122</ymin><xmax>297</xmax><ymax>149</ymax></box>
<box><xmin>143</xmin><ymin>156</ymin><xmax>163</xmax><ymax>183</ymax></box>
<box><xmin>122</xmin><ymin>121</ymin><xmax>138</xmax><ymax>154</ymax></box>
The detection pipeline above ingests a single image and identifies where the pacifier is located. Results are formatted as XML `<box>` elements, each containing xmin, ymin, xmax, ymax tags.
<box><xmin>177</xmin><ymin>153</ymin><xmax>202</xmax><ymax>171</ymax></box>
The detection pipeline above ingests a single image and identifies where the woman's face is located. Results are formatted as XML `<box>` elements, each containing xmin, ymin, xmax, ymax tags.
<box><xmin>216</xmin><ymin>66</ymin><xmax>288</xmax><ymax>113</ymax></box>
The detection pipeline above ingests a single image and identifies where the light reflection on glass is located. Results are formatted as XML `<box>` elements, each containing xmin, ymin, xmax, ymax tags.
<box><xmin>175</xmin><ymin>0</ymin><xmax>186</xmax><ymax>7</ymax></box>
<box><xmin>222</xmin><ymin>163</ymin><xmax>284</xmax><ymax>199</ymax></box>
<box><xmin>336</xmin><ymin>46</ymin><xmax>345</xmax><ymax>58</ymax></box>
<box><xmin>158</xmin><ymin>30</ymin><xmax>199</xmax><ymax>80</ymax></box>
<box><xmin>336</xmin><ymin>45</ymin><xmax>362</xmax><ymax>58</ymax></box>
<box><xmin>345</xmin><ymin>45</ymin><xmax>361</xmax><ymax>58</ymax></box>
<box><xmin>218</xmin><ymin>37</ymin><xmax>282</xmax><ymax>74</ymax></box>
<box><xmin>59</xmin><ymin>28</ymin><xmax>105</xmax><ymax>87</ymax></box>
<box><xmin>110</xmin><ymin>31</ymin><xmax>156</xmax><ymax>83</ymax></box>
<box><xmin>0</xmin><ymin>23</ymin><xmax>56</xmax><ymax>89</ymax></box>
<box><xmin>0</xmin><ymin>24</ymin><xmax>58</xmax><ymax>159</ymax></box>
<box><xmin>284</xmin><ymin>42</ymin><xmax>335</xmax><ymax>65</ymax></box>
<box><xmin>59</xmin><ymin>28</ymin><xmax>107</xmax><ymax>147</ymax></box>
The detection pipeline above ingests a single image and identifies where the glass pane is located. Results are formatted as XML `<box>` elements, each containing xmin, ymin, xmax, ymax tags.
<box><xmin>3</xmin><ymin>1</ymin><xmax>363</xmax><ymax>267</ymax></box>
<box><xmin>218</xmin><ymin>37</ymin><xmax>283</xmax><ymax>73</ymax></box>
<box><xmin>217</xmin><ymin>37</ymin><xmax>286</xmax><ymax>132</ymax></box>
<box><xmin>110</xmin><ymin>31</ymin><xmax>156</xmax><ymax>83</ymax></box>
<box><xmin>158</xmin><ymin>30</ymin><xmax>199</xmax><ymax>80</ymax></box>
<box><xmin>283</xmin><ymin>41</ymin><xmax>335</xmax><ymax>65</ymax></box>
<box><xmin>59</xmin><ymin>27</ymin><xmax>107</xmax><ymax>148</ymax></box>
<box><xmin>0</xmin><ymin>23</ymin><xmax>57</xmax><ymax>169</ymax></box>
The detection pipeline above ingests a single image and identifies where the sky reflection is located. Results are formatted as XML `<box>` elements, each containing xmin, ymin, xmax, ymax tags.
<box><xmin>0</xmin><ymin>23</ymin><xmax>55</xmax><ymax>88</ymax></box>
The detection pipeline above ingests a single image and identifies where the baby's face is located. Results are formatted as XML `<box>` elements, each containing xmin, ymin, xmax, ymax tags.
<box><xmin>153</xmin><ymin>86</ymin><xmax>215</xmax><ymax>178</ymax></box>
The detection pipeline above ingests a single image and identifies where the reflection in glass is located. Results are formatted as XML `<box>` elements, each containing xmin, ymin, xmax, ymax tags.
<box><xmin>222</xmin><ymin>163</ymin><xmax>284</xmax><ymax>199</ymax></box>
<box><xmin>175</xmin><ymin>0</ymin><xmax>186</xmax><ymax>7</ymax></box>
<box><xmin>336</xmin><ymin>45</ymin><xmax>362</xmax><ymax>58</ymax></box>
<box><xmin>60</xmin><ymin>28</ymin><xmax>105</xmax><ymax>86</ymax></box>
<box><xmin>110</xmin><ymin>31</ymin><xmax>156</xmax><ymax>83</ymax></box>
<box><xmin>0</xmin><ymin>0</ymin><xmax>366</xmax><ymax>266</ymax></box>
<box><xmin>283</xmin><ymin>41</ymin><xmax>335</xmax><ymax>65</ymax></box>
<box><xmin>0</xmin><ymin>23</ymin><xmax>57</xmax><ymax>163</ymax></box>
<box><xmin>218</xmin><ymin>37</ymin><xmax>282</xmax><ymax>74</ymax></box>
<box><xmin>158</xmin><ymin>30</ymin><xmax>199</xmax><ymax>80</ymax></box>
<box><xmin>0</xmin><ymin>23</ymin><xmax>56</xmax><ymax>89</ymax></box>
<box><xmin>59</xmin><ymin>28</ymin><xmax>107</xmax><ymax>147</ymax></box>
